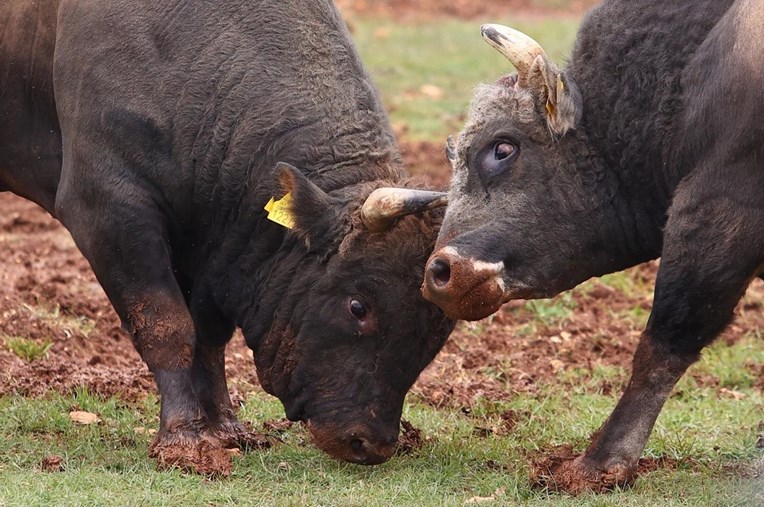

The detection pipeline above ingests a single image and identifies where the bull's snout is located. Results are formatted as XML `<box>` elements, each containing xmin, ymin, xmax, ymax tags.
<box><xmin>346</xmin><ymin>433</ymin><xmax>397</xmax><ymax>465</ymax></box>
<box><xmin>422</xmin><ymin>246</ymin><xmax>506</xmax><ymax>321</ymax></box>
<box><xmin>308</xmin><ymin>422</ymin><xmax>397</xmax><ymax>465</ymax></box>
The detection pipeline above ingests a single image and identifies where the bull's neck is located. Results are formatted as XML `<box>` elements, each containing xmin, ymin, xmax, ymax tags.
<box><xmin>561</xmin><ymin>126</ymin><xmax>665</xmax><ymax>272</ymax></box>
<box><xmin>565</xmin><ymin>0</ymin><xmax>731</xmax><ymax>200</ymax></box>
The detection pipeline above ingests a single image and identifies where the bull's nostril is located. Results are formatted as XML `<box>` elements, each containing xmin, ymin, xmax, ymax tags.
<box><xmin>350</xmin><ymin>438</ymin><xmax>365</xmax><ymax>452</ymax></box>
<box><xmin>429</xmin><ymin>259</ymin><xmax>451</xmax><ymax>287</ymax></box>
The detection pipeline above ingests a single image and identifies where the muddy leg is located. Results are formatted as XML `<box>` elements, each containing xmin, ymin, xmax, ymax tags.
<box><xmin>191</xmin><ymin>342</ymin><xmax>270</xmax><ymax>450</ymax></box>
<box><xmin>56</xmin><ymin>180</ymin><xmax>233</xmax><ymax>475</ymax></box>
<box><xmin>538</xmin><ymin>158</ymin><xmax>762</xmax><ymax>494</ymax></box>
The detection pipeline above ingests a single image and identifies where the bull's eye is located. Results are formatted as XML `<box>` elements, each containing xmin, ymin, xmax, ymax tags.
<box><xmin>478</xmin><ymin>140</ymin><xmax>519</xmax><ymax>181</ymax></box>
<box><xmin>494</xmin><ymin>142</ymin><xmax>515</xmax><ymax>160</ymax></box>
<box><xmin>349</xmin><ymin>299</ymin><xmax>367</xmax><ymax>320</ymax></box>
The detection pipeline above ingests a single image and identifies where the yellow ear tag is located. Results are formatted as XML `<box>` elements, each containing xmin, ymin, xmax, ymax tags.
<box><xmin>264</xmin><ymin>193</ymin><xmax>296</xmax><ymax>229</ymax></box>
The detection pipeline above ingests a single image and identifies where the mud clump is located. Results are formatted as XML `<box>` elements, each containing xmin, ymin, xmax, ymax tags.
<box><xmin>529</xmin><ymin>445</ymin><xmax>680</xmax><ymax>495</ymax></box>
<box><xmin>262</xmin><ymin>418</ymin><xmax>294</xmax><ymax>434</ymax></box>
<box><xmin>396</xmin><ymin>419</ymin><xmax>424</xmax><ymax>455</ymax></box>
<box><xmin>40</xmin><ymin>455</ymin><xmax>65</xmax><ymax>472</ymax></box>
<box><xmin>150</xmin><ymin>437</ymin><xmax>235</xmax><ymax>477</ymax></box>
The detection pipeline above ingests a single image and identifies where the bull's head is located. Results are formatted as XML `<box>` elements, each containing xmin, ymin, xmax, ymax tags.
<box><xmin>249</xmin><ymin>163</ymin><xmax>454</xmax><ymax>465</ymax></box>
<box><xmin>422</xmin><ymin>25</ymin><xmax>632</xmax><ymax>320</ymax></box>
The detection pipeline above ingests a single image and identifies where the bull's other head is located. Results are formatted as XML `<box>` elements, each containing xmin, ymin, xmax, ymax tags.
<box><xmin>249</xmin><ymin>163</ymin><xmax>454</xmax><ymax>465</ymax></box>
<box><xmin>422</xmin><ymin>25</ymin><xmax>620</xmax><ymax>320</ymax></box>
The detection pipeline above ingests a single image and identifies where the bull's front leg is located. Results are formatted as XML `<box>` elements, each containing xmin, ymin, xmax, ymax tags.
<box><xmin>56</xmin><ymin>178</ymin><xmax>236</xmax><ymax>476</ymax></box>
<box><xmin>535</xmin><ymin>334</ymin><xmax>696</xmax><ymax>493</ymax></box>
<box><xmin>190</xmin><ymin>341</ymin><xmax>270</xmax><ymax>451</ymax></box>
<box><xmin>536</xmin><ymin>162</ymin><xmax>762</xmax><ymax>494</ymax></box>
<box><xmin>138</xmin><ymin>307</ymin><xmax>235</xmax><ymax>476</ymax></box>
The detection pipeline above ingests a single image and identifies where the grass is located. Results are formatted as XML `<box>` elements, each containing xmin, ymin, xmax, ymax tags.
<box><xmin>0</xmin><ymin>334</ymin><xmax>761</xmax><ymax>506</ymax></box>
<box><xmin>3</xmin><ymin>336</ymin><xmax>53</xmax><ymax>362</ymax></box>
<box><xmin>21</xmin><ymin>302</ymin><xmax>97</xmax><ymax>338</ymax></box>
<box><xmin>523</xmin><ymin>292</ymin><xmax>578</xmax><ymax>328</ymax></box>
<box><xmin>352</xmin><ymin>17</ymin><xmax>581</xmax><ymax>142</ymax></box>
<box><xmin>0</xmin><ymin>349</ymin><xmax>761</xmax><ymax>507</ymax></box>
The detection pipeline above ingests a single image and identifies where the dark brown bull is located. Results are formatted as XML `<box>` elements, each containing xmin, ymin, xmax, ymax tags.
<box><xmin>423</xmin><ymin>0</ymin><xmax>763</xmax><ymax>493</ymax></box>
<box><xmin>0</xmin><ymin>0</ymin><xmax>455</xmax><ymax>474</ymax></box>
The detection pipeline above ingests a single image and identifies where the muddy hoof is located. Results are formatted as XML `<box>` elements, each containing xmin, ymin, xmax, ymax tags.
<box><xmin>149</xmin><ymin>431</ymin><xmax>233</xmax><ymax>477</ymax></box>
<box><xmin>530</xmin><ymin>447</ymin><xmax>636</xmax><ymax>495</ymax></box>
<box><xmin>211</xmin><ymin>421</ymin><xmax>274</xmax><ymax>451</ymax></box>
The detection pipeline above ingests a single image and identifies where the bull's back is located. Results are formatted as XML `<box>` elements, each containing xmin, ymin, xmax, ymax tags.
<box><xmin>673</xmin><ymin>0</ymin><xmax>763</xmax><ymax>181</ymax></box>
<box><xmin>0</xmin><ymin>0</ymin><xmax>61</xmax><ymax>212</ymax></box>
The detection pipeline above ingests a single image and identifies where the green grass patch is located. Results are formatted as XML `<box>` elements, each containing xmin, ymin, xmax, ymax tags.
<box><xmin>598</xmin><ymin>271</ymin><xmax>653</xmax><ymax>299</ymax></box>
<box><xmin>22</xmin><ymin>302</ymin><xmax>97</xmax><ymax>337</ymax></box>
<box><xmin>3</xmin><ymin>336</ymin><xmax>53</xmax><ymax>362</ymax></box>
<box><xmin>352</xmin><ymin>17</ymin><xmax>580</xmax><ymax>142</ymax></box>
<box><xmin>523</xmin><ymin>292</ymin><xmax>578</xmax><ymax>328</ymax></box>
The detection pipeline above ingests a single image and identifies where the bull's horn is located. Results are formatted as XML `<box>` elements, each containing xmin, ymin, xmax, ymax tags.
<box><xmin>480</xmin><ymin>23</ymin><xmax>547</xmax><ymax>86</ymax></box>
<box><xmin>361</xmin><ymin>188</ymin><xmax>448</xmax><ymax>233</ymax></box>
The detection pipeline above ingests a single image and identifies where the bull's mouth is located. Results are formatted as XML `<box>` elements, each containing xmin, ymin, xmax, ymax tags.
<box><xmin>421</xmin><ymin>253</ymin><xmax>506</xmax><ymax>321</ymax></box>
<box><xmin>306</xmin><ymin>419</ymin><xmax>398</xmax><ymax>465</ymax></box>
<box><xmin>428</xmin><ymin>276</ymin><xmax>506</xmax><ymax>321</ymax></box>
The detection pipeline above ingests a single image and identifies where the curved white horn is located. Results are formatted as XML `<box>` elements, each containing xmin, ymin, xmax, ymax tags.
<box><xmin>480</xmin><ymin>23</ymin><xmax>548</xmax><ymax>86</ymax></box>
<box><xmin>361</xmin><ymin>188</ymin><xmax>448</xmax><ymax>233</ymax></box>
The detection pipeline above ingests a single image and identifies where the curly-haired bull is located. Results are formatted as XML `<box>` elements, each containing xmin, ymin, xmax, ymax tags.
<box><xmin>423</xmin><ymin>0</ymin><xmax>762</xmax><ymax>493</ymax></box>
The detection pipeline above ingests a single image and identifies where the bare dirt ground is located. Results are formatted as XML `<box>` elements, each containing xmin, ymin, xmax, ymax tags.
<box><xmin>1</xmin><ymin>155</ymin><xmax>762</xmax><ymax>408</ymax></box>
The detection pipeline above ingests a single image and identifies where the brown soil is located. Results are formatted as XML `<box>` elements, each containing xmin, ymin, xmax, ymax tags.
<box><xmin>40</xmin><ymin>454</ymin><xmax>65</xmax><ymax>473</ymax></box>
<box><xmin>396</xmin><ymin>419</ymin><xmax>425</xmax><ymax>455</ymax></box>
<box><xmin>0</xmin><ymin>140</ymin><xmax>762</xmax><ymax>478</ymax></box>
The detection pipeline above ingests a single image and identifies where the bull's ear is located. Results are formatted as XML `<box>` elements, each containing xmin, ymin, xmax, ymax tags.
<box><xmin>529</xmin><ymin>57</ymin><xmax>582</xmax><ymax>137</ymax></box>
<box><xmin>274</xmin><ymin>162</ymin><xmax>345</xmax><ymax>254</ymax></box>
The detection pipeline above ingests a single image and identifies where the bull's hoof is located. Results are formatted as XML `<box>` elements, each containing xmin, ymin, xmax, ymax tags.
<box><xmin>149</xmin><ymin>431</ymin><xmax>233</xmax><ymax>477</ymax></box>
<box><xmin>209</xmin><ymin>420</ymin><xmax>273</xmax><ymax>451</ymax></box>
<box><xmin>530</xmin><ymin>448</ymin><xmax>636</xmax><ymax>495</ymax></box>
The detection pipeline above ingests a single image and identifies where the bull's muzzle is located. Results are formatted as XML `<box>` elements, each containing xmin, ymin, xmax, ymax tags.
<box><xmin>307</xmin><ymin>420</ymin><xmax>398</xmax><ymax>465</ymax></box>
<box><xmin>422</xmin><ymin>246</ymin><xmax>505</xmax><ymax>321</ymax></box>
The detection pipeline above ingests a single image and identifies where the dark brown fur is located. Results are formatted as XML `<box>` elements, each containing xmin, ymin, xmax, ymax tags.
<box><xmin>0</xmin><ymin>0</ymin><xmax>455</xmax><ymax>473</ymax></box>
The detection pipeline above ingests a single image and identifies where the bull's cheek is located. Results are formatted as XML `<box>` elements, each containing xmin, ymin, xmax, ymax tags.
<box><xmin>252</xmin><ymin>324</ymin><xmax>300</xmax><ymax>400</ymax></box>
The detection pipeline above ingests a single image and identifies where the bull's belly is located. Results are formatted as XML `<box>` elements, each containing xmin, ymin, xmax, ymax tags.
<box><xmin>0</xmin><ymin>142</ymin><xmax>62</xmax><ymax>214</ymax></box>
<box><xmin>0</xmin><ymin>0</ymin><xmax>62</xmax><ymax>213</ymax></box>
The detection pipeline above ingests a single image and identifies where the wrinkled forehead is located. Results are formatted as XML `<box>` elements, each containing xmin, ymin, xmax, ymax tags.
<box><xmin>336</xmin><ymin>222</ymin><xmax>437</xmax><ymax>284</ymax></box>
<box><xmin>458</xmin><ymin>79</ymin><xmax>539</xmax><ymax>144</ymax></box>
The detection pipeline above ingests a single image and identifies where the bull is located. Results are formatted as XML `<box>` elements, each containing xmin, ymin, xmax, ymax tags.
<box><xmin>0</xmin><ymin>0</ymin><xmax>455</xmax><ymax>474</ymax></box>
<box><xmin>422</xmin><ymin>0</ymin><xmax>763</xmax><ymax>493</ymax></box>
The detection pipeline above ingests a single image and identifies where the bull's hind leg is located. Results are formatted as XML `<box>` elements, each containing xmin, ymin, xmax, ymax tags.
<box><xmin>538</xmin><ymin>158</ymin><xmax>763</xmax><ymax>494</ymax></box>
<box><xmin>55</xmin><ymin>173</ymin><xmax>234</xmax><ymax>476</ymax></box>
